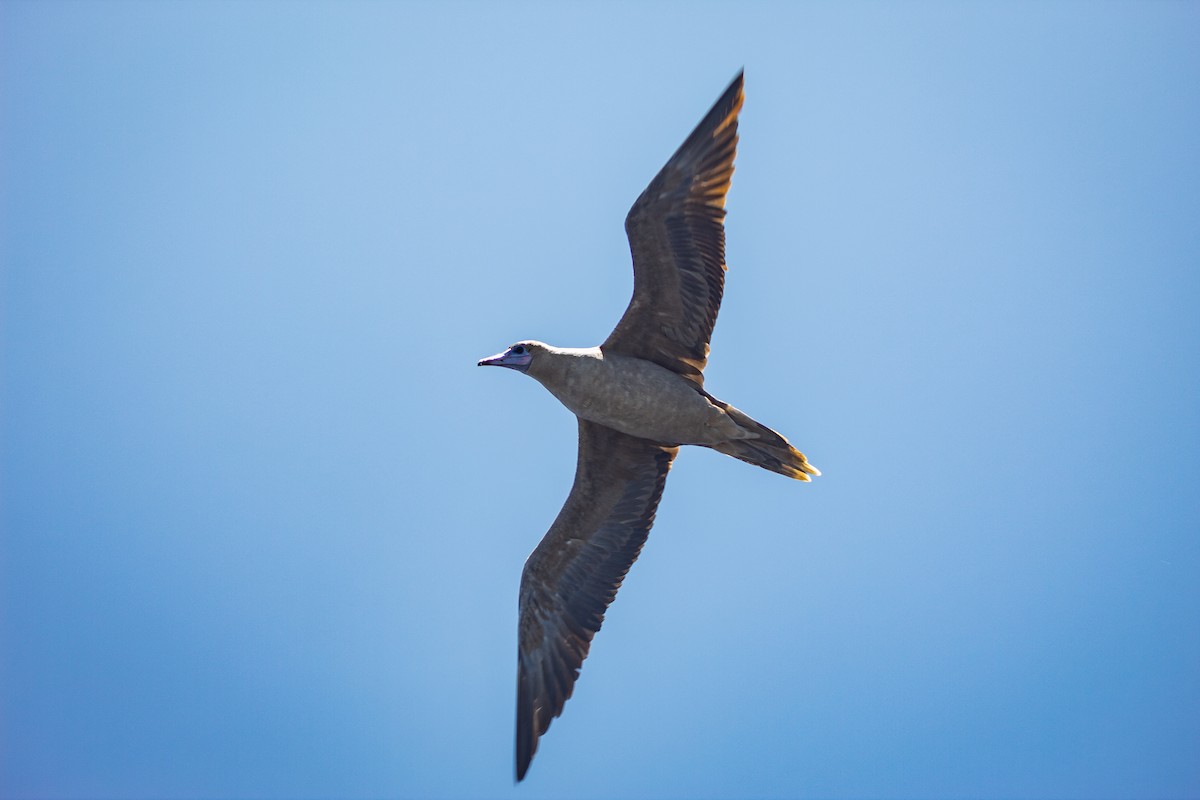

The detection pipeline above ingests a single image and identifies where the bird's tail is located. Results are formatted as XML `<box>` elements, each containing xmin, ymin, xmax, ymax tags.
<box><xmin>705</xmin><ymin>396</ymin><xmax>820</xmax><ymax>481</ymax></box>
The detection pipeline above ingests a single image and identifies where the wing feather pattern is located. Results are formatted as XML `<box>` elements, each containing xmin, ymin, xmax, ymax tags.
<box><xmin>603</xmin><ymin>70</ymin><xmax>745</xmax><ymax>387</ymax></box>
<box><xmin>515</xmin><ymin>420</ymin><xmax>678</xmax><ymax>781</ymax></box>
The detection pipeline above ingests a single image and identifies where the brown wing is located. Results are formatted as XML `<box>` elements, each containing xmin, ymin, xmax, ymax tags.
<box><xmin>602</xmin><ymin>70</ymin><xmax>744</xmax><ymax>388</ymax></box>
<box><xmin>515</xmin><ymin>420</ymin><xmax>678</xmax><ymax>781</ymax></box>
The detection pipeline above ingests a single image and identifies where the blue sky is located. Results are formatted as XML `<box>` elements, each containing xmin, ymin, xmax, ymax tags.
<box><xmin>2</xmin><ymin>2</ymin><xmax>1198</xmax><ymax>798</ymax></box>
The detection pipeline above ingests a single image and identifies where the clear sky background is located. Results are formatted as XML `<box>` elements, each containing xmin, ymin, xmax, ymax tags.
<box><xmin>2</xmin><ymin>2</ymin><xmax>1198</xmax><ymax>798</ymax></box>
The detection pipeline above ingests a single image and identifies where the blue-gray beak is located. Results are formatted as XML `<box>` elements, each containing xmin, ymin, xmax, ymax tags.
<box><xmin>478</xmin><ymin>347</ymin><xmax>533</xmax><ymax>371</ymax></box>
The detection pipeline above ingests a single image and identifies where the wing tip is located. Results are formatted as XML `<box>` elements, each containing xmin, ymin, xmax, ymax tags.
<box><xmin>725</xmin><ymin>68</ymin><xmax>745</xmax><ymax>100</ymax></box>
<box><xmin>676</xmin><ymin>69</ymin><xmax>746</xmax><ymax>165</ymax></box>
<box><xmin>713</xmin><ymin>69</ymin><xmax>745</xmax><ymax>136</ymax></box>
<box><xmin>515</xmin><ymin>668</ymin><xmax>537</xmax><ymax>782</ymax></box>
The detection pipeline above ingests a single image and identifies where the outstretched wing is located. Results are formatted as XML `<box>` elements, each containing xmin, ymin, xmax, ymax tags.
<box><xmin>515</xmin><ymin>420</ymin><xmax>678</xmax><ymax>781</ymax></box>
<box><xmin>603</xmin><ymin>70</ymin><xmax>744</xmax><ymax>388</ymax></box>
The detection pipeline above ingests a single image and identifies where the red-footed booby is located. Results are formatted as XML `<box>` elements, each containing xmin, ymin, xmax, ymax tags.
<box><xmin>478</xmin><ymin>70</ymin><xmax>819</xmax><ymax>782</ymax></box>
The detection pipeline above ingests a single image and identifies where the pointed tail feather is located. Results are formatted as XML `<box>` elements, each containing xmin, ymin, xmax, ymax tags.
<box><xmin>705</xmin><ymin>397</ymin><xmax>820</xmax><ymax>481</ymax></box>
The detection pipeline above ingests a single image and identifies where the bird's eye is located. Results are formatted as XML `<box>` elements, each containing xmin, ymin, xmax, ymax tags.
<box><xmin>512</xmin><ymin>345</ymin><xmax>526</xmax><ymax>355</ymax></box>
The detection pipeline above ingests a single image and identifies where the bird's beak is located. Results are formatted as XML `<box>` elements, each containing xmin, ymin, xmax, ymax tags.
<box><xmin>478</xmin><ymin>350</ymin><xmax>533</xmax><ymax>371</ymax></box>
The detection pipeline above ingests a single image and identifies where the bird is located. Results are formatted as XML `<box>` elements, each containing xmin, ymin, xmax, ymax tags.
<box><xmin>478</xmin><ymin>70</ymin><xmax>819</xmax><ymax>782</ymax></box>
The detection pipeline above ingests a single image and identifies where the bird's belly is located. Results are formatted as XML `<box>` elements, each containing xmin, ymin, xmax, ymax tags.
<box><xmin>552</xmin><ymin>358</ymin><xmax>739</xmax><ymax>445</ymax></box>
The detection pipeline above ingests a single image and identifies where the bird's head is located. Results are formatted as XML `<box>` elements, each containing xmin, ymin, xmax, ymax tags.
<box><xmin>477</xmin><ymin>341</ymin><xmax>545</xmax><ymax>374</ymax></box>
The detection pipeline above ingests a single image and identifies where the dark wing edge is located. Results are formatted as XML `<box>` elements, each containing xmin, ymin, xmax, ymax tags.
<box><xmin>603</xmin><ymin>69</ymin><xmax>745</xmax><ymax>387</ymax></box>
<box><xmin>515</xmin><ymin>420</ymin><xmax>678</xmax><ymax>781</ymax></box>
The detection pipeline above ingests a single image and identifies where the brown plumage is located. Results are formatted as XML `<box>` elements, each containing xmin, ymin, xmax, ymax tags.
<box><xmin>607</xmin><ymin>73</ymin><xmax>742</xmax><ymax>388</ymax></box>
<box><xmin>478</xmin><ymin>70</ymin><xmax>819</xmax><ymax>782</ymax></box>
<box><xmin>515</xmin><ymin>420</ymin><xmax>676</xmax><ymax>782</ymax></box>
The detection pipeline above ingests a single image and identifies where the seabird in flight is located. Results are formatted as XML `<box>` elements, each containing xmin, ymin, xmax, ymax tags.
<box><xmin>478</xmin><ymin>70</ymin><xmax>819</xmax><ymax>781</ymax></box>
